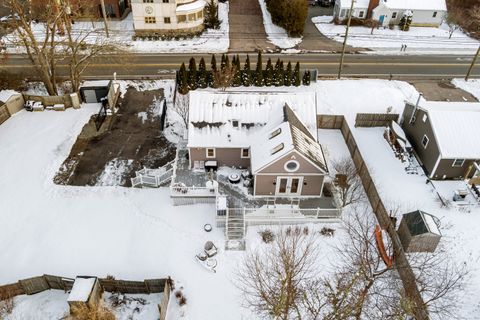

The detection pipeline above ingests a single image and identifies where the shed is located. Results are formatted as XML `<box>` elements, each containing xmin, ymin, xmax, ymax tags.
<box><xmin>397</xmin><ymin>210</ymin><xmax>441</xmax><ymax>253</ymax></box>
<box><xmin>67</xmin><ymin>276</ymin><xmax>103</xmax><ymax>314</ymax></box>
<box><xmin>0</xmin><ymin>90</ymin><xmax>24</xmax><ymax>116</ymax></box>
<box><xmin>79</xmin><ymin>80</ymin><xmax>111</xmax><ymax>103</ymax></box>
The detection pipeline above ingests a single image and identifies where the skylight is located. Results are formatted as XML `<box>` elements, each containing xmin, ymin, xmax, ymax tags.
<box><xmin>269</xmin><ymin>128</ymin><xmax>281</xmax><ymax>139</ymax></box>
<box><xmin>271</xmin><ymin>143</ymin><xmax>284</xmax><ymax>155</ymax></box>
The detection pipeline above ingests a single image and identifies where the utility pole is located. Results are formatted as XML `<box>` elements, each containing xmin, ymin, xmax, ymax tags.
<box><xmin>465</xmin><ymin>45</ymin><xmax>480</xmax><ymax>81</ymax></box>
<box><xmin>100</xmin><ymin>0</ymin><xmax>110</xmax><ymax>38</ymax></box>
<box><xmin>338</xmin><ymin>0</ymin><xmax>355</xmax><ymax>79</ymax></box>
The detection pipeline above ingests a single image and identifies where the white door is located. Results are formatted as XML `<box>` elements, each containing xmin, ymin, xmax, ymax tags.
<box><xmin>276</xmin><ymin>177</ymin><xmax>303</xmax><ymax>196</ymax></box>
<box><xmin>83</xmin><ymin>89</ymin><xmax>98</xmax><ymax>103</ymax></box>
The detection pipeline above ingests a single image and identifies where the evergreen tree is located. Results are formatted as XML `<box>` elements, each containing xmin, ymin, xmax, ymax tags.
<box><xmin>233</xmin><ymin>55</ymin><xmax>242</xmax><ymax>87</ymax></box>
<box><xmin>211</xmin><ymin>54</ymin><xmax>217</xmax><ymax>71</ymax></box>
<box><xmin>221</xmin><ymin>54</ymin><xmax>227</xmax><ymax>70</ymax></box>
<box><xmin>284</xmin><ymin>61</ymin><xmax>292</xmax><ymax>87</ymax></box>
<box><xmin>198</xmin><ymin>57</ymin><xmax>208</xmax><ymax>88</ymax></box>
<box><xmin>232</xmin><ymin>55</ymin><xmax>237</xmax><ymax>67</ymax></box>
<box><xmin>204</xmin><ymin>0</ymin><xmax>221</xmax><ymax>29</ymax></box>
<box><xmin>188</xmin><ymin>57</ymin><xmax>197</xmax><ymax>90</ymax></box>
<box><xmin>275</xmin><ymin>61</ymin><xmax>284</xmax><ymax>87</ymax></box>
<box><xmin>264</xmin><ymin>58</ymin><xmax>274</xmax><ymax>86</ymax></box>
<box><xmin>293</xmin><ymin>62</ymin><xmax>301</xmax><ymax>86</ymax></box>
<box><xmin>254</xmin><ymin>51</ymin><xmax>263</xmax><ymax>87</ymax></box>
<box><xmin>302</xmin><ymin>70</ymin><xmax>311</xmax><ymax>86</ymax></box>
<box><xmin>178</xmin><ymin>63</ymin><xmax>189</xmax><ymax>94</ymax></box>
<box><xmin>242</xmin><ymin>54</ymin><xmax>252</xmax><ymax>86</ymax></box>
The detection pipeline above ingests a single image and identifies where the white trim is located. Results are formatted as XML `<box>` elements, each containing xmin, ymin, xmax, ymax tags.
<box><xmin>284</xmin><ymin>160</ymin><xmax>300</xmax><ymax>172</ymax></box>
<box><xmin>206</xmin><ymin>148</ymin><xmax>216</xmax><ymax>158</ymax></box>
<box><xmin>429</xmin><ymin>154</ymin><xmax>442</xmax><ymax>179</ymax></box>
<box><xmin>255</xmin><ymin>150</ymin><xmax>328</xmax><ymax>175</ymax></box>
<box><xmin>422</xmin><ymin>134</ymin><xmax>429</xmax><ymax>149</ymax></box>
<box><xmin>241</xmin><ymin>148</ymin><xmax>250</xmax><ymax>159</ymax></box>
<box><xmin>256</xmin><ymin>172</ymin><xmax>325</xmax><ymax>176</ymax></box>
<box><xmin>452</xmin><ymin>159</ymin><xmax>465</xmax><ymax>167</ymax></box>
<box><xmin>275</xmin><ymin>176</ymin><xmax>303</xmax><ymax>196</ymax></box>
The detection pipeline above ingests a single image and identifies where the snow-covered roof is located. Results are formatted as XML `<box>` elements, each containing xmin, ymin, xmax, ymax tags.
<box><xmin>419</xmin><ymin>101</ymin><xmax>480</xmax><ymax>159</ymax></box>
<box><xmin>379</xmin><ymin>0</ymin><xmax>447</xmax><ymax>11</ymax></box>
<box><xmin>337</xmin><ymin>0</ymin><xmax>370</xmax><ymax>9</ymax></box>
<box><xmin>176</xmin><ymin>0</ymin><xmax>206</xmax><ymax>13</ymax></box>
<box><xmin>80</xmin><ymin>80</ymin><xmax>111</xmax><ymax>88</ymax></box>
<box><xmin>187</xmin><ymin>91</ymin><xmax>317</xmax><ymax>148</ymax></box>
<box><xmin>0</xmin><ymin>90</ymin><xmax>20</xmax><ymax>103</ymax></box>
<box><xmin>250</xmin><ymin>105</ymin><xmax>328</xmax><ymax>173</ymax></box>
<box><xmin>67</xmin><ymin>277</ymin><xmax>96</xmax><ymax>302</ymax></box>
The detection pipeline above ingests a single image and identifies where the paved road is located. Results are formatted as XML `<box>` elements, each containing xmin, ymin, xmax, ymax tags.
<box><xmin>2</xmin><ymin>53</ymin><xmax>479</xmax><ymax>80</ymax></box>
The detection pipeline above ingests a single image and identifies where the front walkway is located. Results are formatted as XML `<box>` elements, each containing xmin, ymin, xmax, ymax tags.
<box><xmin>228</xmin><ymin>0</ymin><xmax>275</xmax><ymax>51</ymax></box>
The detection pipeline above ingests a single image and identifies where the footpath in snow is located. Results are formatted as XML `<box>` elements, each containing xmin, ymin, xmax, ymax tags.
<box><xmin>312</xmin><ymin>15</ymin><xmax>479</xmax><ymax>55</ymax></box>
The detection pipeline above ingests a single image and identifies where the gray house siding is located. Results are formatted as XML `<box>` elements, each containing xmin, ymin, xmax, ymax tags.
<box><xmin>255</xmin><ymin>174</ymin><xmax>324</xmax><ymax>196</ymax></box>
<box><xmin>433</xmin><ymin>159</ymin><xmax>478</xmax><ymax>180</ymax></box>
<box><xmin>401</xmin><ymin>104</ymin><xmax>441</xmax><ymax>176</ymax></box>
<box><xmin>189</xmin><ymin>147</ymin><xmax>250</xmax><ymax>169</ymax></box>
<box><xmin>258</xmin><ymin>150</ymin><xmax>325</xmax><ymax>174</ymax></box>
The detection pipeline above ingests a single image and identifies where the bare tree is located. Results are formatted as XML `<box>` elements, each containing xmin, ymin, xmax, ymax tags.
<box><xmin>445</xmin><ymin>8</ymin><xmax>462</xmax><ymax>39</ymax></box>
<box><xmin>172</xmin><ymin>93</ymin><xmax>189</xmax><ymax>129</ymax></box>
<box><xmin>213</xmin><ymin>65</ymin><xmax>237</xmax><ymax>91</ymax></box>
<box><xmin>331</xmin><ymin>156</ymin><xmax>364</xmax><ymax>207</ymax></box>
<box><xmin>236</xmin><ymin>226</ymin><xmax>326</xmax><ymax>320</ymax></box>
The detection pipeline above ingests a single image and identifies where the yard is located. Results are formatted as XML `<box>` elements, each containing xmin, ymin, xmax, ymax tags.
<box><xmin>1</xmin><ymin>78</ymin><xmax>480</xmax><ymax>319</ymax></box>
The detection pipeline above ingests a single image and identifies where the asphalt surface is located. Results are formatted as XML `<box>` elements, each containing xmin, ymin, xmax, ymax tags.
<box><xmin>1</xmin><ymin>53</ymin><xmax>479</xmax><ymax>80</ymax></box>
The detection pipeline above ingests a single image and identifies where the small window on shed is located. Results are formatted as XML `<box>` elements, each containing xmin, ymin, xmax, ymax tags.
<box><xmin>392</xmin><ymin>12</ymin><xmax>398</xmax><ymax>19</ymax></box>
<box><xmin>232</xmin><ymin>120</ymin><xmax>239</xmax><ymax>128</ymax></box>
<box><xmin>359</xmin><ymin>11</ymin><xmax>364</xmax><ymax>18</ymax></box>
<box><xmin>452</xmin><ymin>159</ymin><xmax>465</xmax><ymax>167</ymax></box>
<box><xmin>422</xmin><ymin>135</ymin><xmax>429</xmax><ymax>148</ymax></box>
<box><xmin>271</xmin><ymin>143</ymin><xmax>284</xmax><ymax>155</ymax></box>
<box><xmin>433</xmin><ymin>11</ymin><xmax>437</xmax><ymax>17</ymax></box>
<box><xmin>422</xmin><ymin>114</ymin><xmax>427</xmax><ymax>123</ymax></box>
<box><xmin>269</xmin><ymin>128</ymin><xmax>281</xmax><ymax>139</ymax></box>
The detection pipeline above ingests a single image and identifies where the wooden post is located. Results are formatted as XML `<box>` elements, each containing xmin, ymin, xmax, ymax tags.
<box><xmin>465</xmin><ymin>45</ymin><xmax>480</xmax><ymax>81</ymax></box>
<box><xmin>100</xmin><ymin>0</ymin><xmax>110</xmax><ymax>38</ymax></box>
<box><xmin>338</xmin><ymin>0</ymin><xmax>355</xmax><ymax>79</ymax></box>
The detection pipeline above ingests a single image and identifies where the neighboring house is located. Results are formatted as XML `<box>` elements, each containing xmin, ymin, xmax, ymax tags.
<box><xmin>0</xmin><ymin>90</ymin><xmax>24</xmax><ymax>125</ymax></box>
<box><xmin>131</xmin><ymin>0</ymin><xmax>209</xmax><ymax>35</ymax></box>
<box><xmin>31</xmin><ymin>0</ymin><xmax>131</xmax><ymax>20</ymax></box>
<box><xmin>334</xmin><ymin>0</ymin><xmax>447</xmax><ymax>27</ymax></box>
<box><xmin>401</xmin><ymin>101</ymin><xmax>480</xmax><ymax>180</ymax></box>
<box><xmin>187</xmin><ymin>91</ymin><xmax>329</xmax><ymax>197</ymax></box>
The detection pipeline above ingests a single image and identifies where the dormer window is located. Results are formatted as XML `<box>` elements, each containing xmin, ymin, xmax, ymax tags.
<box><xmin>269</xmin><ymin>128</ymin><xmax>281</xmax><ymax>139</ymax></box>
<box><xmin>232</xmin><ymin>120</ymin><xmax>239</xmax><ymax>128</ymax></box>
<box><xmin>271</xmin><ymin>143</ymin><xmax>284</xmax><ymax>155</ymax></box>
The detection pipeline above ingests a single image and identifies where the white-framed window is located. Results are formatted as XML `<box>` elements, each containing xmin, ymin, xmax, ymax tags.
<box><xmin>340</xmin><ymin>9</ymin><xmax>346</xmax><ymax>17</ymax></box>
<box><xmin>241</xmin><ymin>148</ymin><xmax>250</xmax><ymax>158</ymax></box>
<box><xmin>422</xmin><ymin>135</ymin><xmax>429</xmax><ymax>148</ymax></box>
<box><xmin>144</xmin><ymin>16</ymin><xmax>156</xmax><ymax>24</ymax></box>
<box><xmin>284</xmin><ymin>160</ymin><xmax>300</xmax><ymax>172</ymax></box>
<box><xmin>359</xmin><ymin>11</ymin><xmax>364</xmax><ymax>18</ymax></box>
<box><xmin>433</xmin><ymin>11</ymin><xmax>437</xmax><ymax>17</ymax></box>
<box><xmin>206</xmin><ymin>148</ymin><xmax>216</xmax><ymax>158</ymax></box>
<box><xmin>232</xmin><ymin>120</ymin><xmax>239</xmax><ymax>128</ymax></box>
<box><xmin>452</xmin><ymin>159</ymin><xmax>465</xmax><ymax>167</ymax></box>
<box><xmin>391</xmin><ymin>12</ymin><xmax>397</xmax><ymax>19</ymax></box>
<box><xmin>163</xmin><ymin>0</ymin><xmax>169</xmax><ymax>3</ymax></box>
<box><xmin>177</xmin><ymin>15</ymin><xmax>186</xmax><ymax>23</ymax></box>
<box><xmin>164</xmin><ymin>17</ymin><xmax>171</xmax><ymax>24</ymax></box>
<box><xmin>143</xmin><ymin>0</ymin><xmax>153</xmax><ymax>3</ymax></box>
<box><xmin>422</xmin><ymin>114</ymin><xmax>427</xmax><ymax>123</ymax></box>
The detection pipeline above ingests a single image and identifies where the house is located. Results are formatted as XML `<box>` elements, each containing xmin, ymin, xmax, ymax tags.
<box><xmin>0</xmin><ymin>90</ymin><xmax>24</xmax><ymax>125</ymax></box>
<box><xmin>131</xmin><ymin>0</ymin><xmax>210</xmax><ymax>35</ymax></box>
<box><xmin>397</xmin><ymin>210</ymin><xmax>441</xmax><ymax>252</ymax></box>
<box><xmin>334</xmin><ymin>0</ymin><xmax>447</xmax><ymax>27</ymax></box>
<box><xmin>401</xmin><ymin>101</ymin><xmax>480</xmax><ymax>180</ymax></box>
<box><xmin>187</xmin><ymin>91</ymin><xmax>329</xmax><ymax>197</ymax></box>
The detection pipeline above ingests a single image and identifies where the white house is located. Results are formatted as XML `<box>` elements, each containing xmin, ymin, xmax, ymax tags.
<box><xmin>334</xmin><ymin>0</ymin><xmax>447</xmax><ymax>27</ymax></box>
<box><xmin>131</xmin><ymin>0</ymin><xmax>210</xmax><ymax>35</ymax></box>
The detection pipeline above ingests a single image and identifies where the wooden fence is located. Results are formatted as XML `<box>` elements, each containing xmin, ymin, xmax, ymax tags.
<box><xmin>317</xmin><ymin>114</ymin><xmax>429</xmax><ymax>320</ymax></box>
<box><xmin>355</xmin><ymin>113</ymin><xmax>399</xmax><ymax>127</ymax></box>
<box><xmin>22</xmin><ymin>93</ymin><xmax>74</xmax><ymax>108</ymax></box>
<box><xmin>0</xmin><ymin>103</ymin><xmax>11</xmax><ymax>125</ymax></box>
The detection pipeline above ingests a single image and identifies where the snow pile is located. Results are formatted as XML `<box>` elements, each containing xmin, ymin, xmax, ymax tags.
<box><xmin>104</xmin><ymin>292</ymin><xmax>163</xmax><ymax>320</ymax></box>
<box><xmin>257</xmin><ymin>0</ymin><xmax>302</xmax><ymax>49</ymax></box>
<box><xmin>96</xmin><ymin>159</ymin><xmax>134</xmax><ymax>186</ymax></box>
<box><xmin>5</xmin><ymin>290</ymin><xmax>69</xmax><ymax>320</ymax></box>
<box><xmin>452</xmin><ymin>78</ymin><xmax>480</xmax><ymax>100</ymax></box>
<box><xmin>68</xmin><ymin>277</ymin><xmax>96</xmax><ymax>302</ymax></box>
<box><xmin>313</xmin><ymin>16</ymin><xmax>479</xmax><ymax>54</ymax></box>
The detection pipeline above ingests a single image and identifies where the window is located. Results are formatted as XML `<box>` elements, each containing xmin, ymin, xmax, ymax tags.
<box><xmin>206</xmin><ymin>148</ymin><xmax>215</xmax><ymax>158</ymax></box>
<box><xmin>241</xmin><ymin>148</ymin><xmax>250</xmax><ymax>158</ymax></box>
<box><xmin>177</xmin><ymin>15</ymin><xmax>186</xmax><ymax>23</ymax></box>
<box><xmin>433</xmin><ymin>11</ymin><xmax>437</xmax><ymax>17</ymax></box>
<box><xmin>143</xmin><ymin>0</ymin><xmax>153</xmax><ymax>3</ymax></box>
<box><xmin>422</xmin><ymin>114</ymin><xmax>427</xmax><ymax>123</ymax></box>
<box><xmin>269</xmin><ymin>128</ymin><xmax>281</xmax><ymax>139</ymax></box>
<box><xmin>271</xmin><ymin>143</ymin><xmax>284</xmax><ymax>155</ymax></box>
<box><xmin>340</xmin><ymin>9</ymin><xmax>346</xmax><ymax>17</ymax></box>
<box><xmin>163</xmin><ymin>0</ymin><xmax>169</xmax><ymax>3</ymax></box>
<box><xmin>284</xmin><ymin>160</ymin><xmax>300</xmax><ymax>172</ymax></box>
<box><xmin>392</xmin><ymin>12</ymin><xmax>397</xmax><ymax>19</ymax></box>
<box><xmin>422</xmin><ymin>135</ymin><xmax>429</xmax><ymax>148</ymax></box>
<box><xmin>359</xmin><ymin>11</ymin><xmax>364</xmax><ymax>18</ymax></box>
<box><xmin>452</xmin><ymin>159</ymin><xmax>465</xmax><ymax>167</ymax></box>
<box><xmin>197</xmin><ymin>10</ymin><xmax>203</xmax><ymax>19</ymax></box>
<box><xmin>145</xmin><ymin>16</ymin><xmax>156</xmax><ymax>24</ymax></box>
<box><xmin>188</xmin><ymin>13</ymin><xmax>196</xmax><ymax>21</ymax></box>
<box><xmin>164</xmin><ymin>17</ymin><xmax>171</xmax><ymax>23</ymax></box>
<box><xmin>232</xmin><ymin>120</ymin><xmax>239</xmax><ymax>128</ymax></box>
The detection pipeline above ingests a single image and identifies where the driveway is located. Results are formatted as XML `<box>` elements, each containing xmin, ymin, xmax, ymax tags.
<box><xmin>228</xmin><ymin>0</ymin><xmax>275</xmax><ymax>52</ymax></box>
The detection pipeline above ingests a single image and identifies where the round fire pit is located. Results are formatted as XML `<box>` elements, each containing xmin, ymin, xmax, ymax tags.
<box><xmin>204</xmin><ymin>223</ymin><xmax>212</xmax><ymax>232</ymax></box>
<box><xmin>228</xmin><ymin>173</ymin><xmax>241</xmax><ymax>184</ymax></box>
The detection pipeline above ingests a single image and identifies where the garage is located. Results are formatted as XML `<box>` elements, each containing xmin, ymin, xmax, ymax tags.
<box><xmin>79</xmin><ymin>80</ymin><xmax>111</xmax><ymax>103</ymax></box>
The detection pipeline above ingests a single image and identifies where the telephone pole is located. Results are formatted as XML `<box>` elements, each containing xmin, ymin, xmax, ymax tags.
<box><xmin>338</xmin><ymin>0</ymin><xmax>355</xmax><ymax>79</ymax></box>
<box><xmin>100</xmin><ymin>0</ymin><xmax>110</xmax><ymax>38</ymax></box>
<box><xmin>465</xmin><ymin>45</ymin><xmax>480</xmax><ymax>81</ymax></box>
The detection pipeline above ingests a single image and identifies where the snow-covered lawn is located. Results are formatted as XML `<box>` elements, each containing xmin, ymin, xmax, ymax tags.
<box><xmin>257</xmin><ymin>0</ymin><xmax>302</xmax><ymax>49</ymax></box>
<box><xmin>313</xmin><ymin>15</ymin><xmax>479</xmax><ymax>54</ymax></box>
<box><xmin>452</xmin><ymin>78</ymin><xmax>480</xmax><ymax>100</ymax></box>
<box><xmin>4</xmin><ymin>3</ymin><xmax>229</xmax><ymax>54</ymax></box>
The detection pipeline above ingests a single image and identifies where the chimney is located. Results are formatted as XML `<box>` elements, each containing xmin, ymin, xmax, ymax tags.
<box><xmin>367</xmin><ymin>0</ymin><xmax>381</xmax><ymax>18</ymax></box>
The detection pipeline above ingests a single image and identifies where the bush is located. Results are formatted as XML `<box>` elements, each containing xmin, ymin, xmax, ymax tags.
<box><xmin>68</xmin><ymin>304</ymin><xmax>115</xmax><ymax>320</ymax></box>
<box><xmin>265</xmin><ymin>0</ymin><xmax>308</xmax><ymax>36</ymax></box>
<box><xmin>320</xmin><ymin>227</ymin><xmax>335</xmax><ymax>237</ymax></box>
<box><xmin>259</xmin><ymin>229</ymin><xmax>275</xmax><ymax>243</ymax></box>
